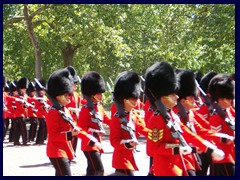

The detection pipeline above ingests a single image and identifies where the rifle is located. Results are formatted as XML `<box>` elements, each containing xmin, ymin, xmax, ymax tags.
<box><xmin>114</xmin><ymin>100</ymin><xmax>138</xmax><ymax>144</ymax></box>
<box><xmin>14</xmin><ymin>96</ymin><xmax>36</xmax><ymax>110</ymax></box>
<box><xmin>155</xmin><ymin>99</ymin><xmax>188</xmax><ymax>146</ymax></box>
<box><xmin>85</xmin><ymin>96</ymin><xmax>106</xmax><ymax>135</ymax></box>
<box><xmin>153</xmin><ymin>98</ymin><xmax>189</xmax><ymax>175</ymax></box>
<box><xmin>195</xmin><ymin>80</ymin><xmax>235</xmax><ymax>131</ymax></box>
<box><xmin>177</xmin><ymin>102</ymin><xmax>202</xmax><ymax>166</ymax></box>
<box><xmin>35</xmin><ymin>97</ymin><xmax>51</xmax><ymax>110</ymax></box>
<box><xmin>109</xmin><ymin>77</ymin><xmax>114</xmax><ymax>86</ymax></box>
<box><xmin>77</xmin><ymin>75</ymin><xmax>81</xmax><ymax>84</ymax></box>
<box><xmin>34</xmin><ymin>78</ymin><xmax>77</xmax><ymax>130</ymax></box>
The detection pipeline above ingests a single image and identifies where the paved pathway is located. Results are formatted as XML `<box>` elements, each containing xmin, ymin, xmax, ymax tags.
<box><xmin>3</xmin><ymin>136</ymin><xmax>150</xmax><ymax>176</ymax></box>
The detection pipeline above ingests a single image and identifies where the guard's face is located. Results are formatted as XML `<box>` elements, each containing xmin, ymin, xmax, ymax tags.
<box><xmin>73</xmin><ymin>83</ymin><xmax>78</xmax><ymax>91</ymax></box>
<box><xmin>92</xmin><ymin>93</ymin><xmax>103</xmax><ymax>103</ymax></box>
<box><xmin>56</xmin><ymin>93</ymin><xmax>71</xmax><ymax>106</ymax></box>
<box><xmin>180</xmin><ymin>96</ymin><xmax>195</xmax><ymax>110</ymax></box>
<box><xmin>19</xmin><ymin>88</ymin><xmax>27</xmax><ymax>94</ymax></box>
<box><xmin>219</xmin><ymin>98</ymin><xmax>233</xmax><ymax>109</ymax></box>
<box><xmin>161</xmin><ymin>93</ymin><xmax>178</xmax><ymax>110</ymax></box>
<box><xmin>124</xmin><ymin>98</ymin><xmax>138</xmax><ymax>111</ymax></box>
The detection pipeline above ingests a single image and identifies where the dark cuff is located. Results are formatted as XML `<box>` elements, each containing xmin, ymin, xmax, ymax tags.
<box><xmin>191</xmin><ymin>147</ymin><xmax>197</xmax><ymax>153</ymax></box>
<box><xmin>87</xmin><ymin>136</ymin><xmax>98</xmax><ymax>147</ymax></box>
<box><xmin>67</xmin><ymin>131</ymin><xmax>72</xmax><ymax>141</ymax></box>
<box><xmin>206</xmin><ymin>147</ymin><xmax>214</xmax><ymax>156</ymax></box>
<box><xmin>125</xmin><ymin>142</ymin><xmax>133</xmax><ymax>149</ymax></box>
<box><xmin>173</xmin><ymin>147</ymin><xmax>179</xmax><ymax>154</ymax></box>
<box><xmin>88</xmin><ymin>140</ymin><xmax>97</xmax><ymax>147</ymax></box>
<box><xmin>221</xmin><ymin>137</ymin><xmax>227</xmax><ymax>143</ymax></box>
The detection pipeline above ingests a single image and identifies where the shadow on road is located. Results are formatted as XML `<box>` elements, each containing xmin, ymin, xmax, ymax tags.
<box><xmin>19</xmin><ymin>162</ymin><xmax>52</xmax><ymax>168</ymax></box>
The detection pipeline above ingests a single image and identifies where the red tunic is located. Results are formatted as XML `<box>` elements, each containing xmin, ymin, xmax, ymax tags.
<box><xmin>13</xmin><ymin>95</ymin><xmax>27</xmax><ymax>118</ymax></box>
<box><xmin>46</xmin><ymin>106</ymin><xmax>95</xmax><ymax>159</ymax></box>
<box><xmin>5</xmin><ymin>95</ymin><xmax>16</xmax><ymax>119</ymax></box>
<box><xmin>148</xmin><ymin>110</ymin><xmax>216</xmax><ymax>176</ymax></box>
<box><xmin>3</xmin><ymin>92</ymin><xmax>11</xmax><ymax>119</ymax></box>
<box><xmin>143</xmin><ymin>100</ymin><xmax>155</xmax><ymax>126</ymax></box>
<box><xmin>196</xmin><ymin>104</ymin><xmax>211</xmax><ymax>121</ymax></box>
<box><xmin>209</xmin><ymin>109</ymin><xmax>235</xmax><ymax>164</ymax></box>
<box><xmin>66</xmin><ymin>92</ymin><xmax>85</xmax><ymax>122</ymax></box>
<box><xmin>77</xmin><ymin>103</ymin><xmax>110</xmax><ymax>152</ymax></box>
<box><xmin>27</xmin><ymin>96</ymin><xmax>38</xmax><ymax>118</ymax></box>
<box><xmin>110</xmin><ymin>109</ymin><xmax>148</xmax><ymax>170</ymax></box>
<box><xmin>35</xmin><ymin>95</ymin><xmax>50</xmax><ymax>118</ymax></box>
<box><xmin>179</xmin><ymin>109</ymin><xmax>227</xmax><ymax>171</ymax></box>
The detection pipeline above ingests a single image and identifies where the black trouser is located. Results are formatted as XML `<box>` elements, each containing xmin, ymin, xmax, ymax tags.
<box><xmin>83</xmin><ymin>151</ymin><xmax>104</xmax><ymax>176</ymax></box>
<box><xmin>9</xmin><ymin>118</ymin><xmax>17</xmax><ymax>142</ymax></box>
<box><xmin>115</xmin><ymin>169</ymin><xmax>134</xmax><ymax>176</ymax></box>
<box><xmin>187</xmin><ymin>170</ymin><xmax>196</xmax><ymax>176</ymax></box>
<box><xmin>49</xmin><ymin>157</ymin><xmax>71</xmax><ymax>176</ymax></box>
<box><xmin>28</xmin><ymin>117</ymin><xmax>38</xmax><ymax>142</ymax></box>
<box><xmin>3</xmin><ymin>118</ymin><xmax>10</xmax><ymax>138</ymax></box>
<box><xmin>36</xmin><ymin>118</ymin><xmax>46</xmax><ymax>144</ymax></box>
<box><xmin>72</xmin><ymin>136</ymin><xmax>78</xmax><ymax>153</ymax></box>
<box><xmin>3</xmin><ymin>118</ymin><xmax>6</xmax><ymax>141</ymax></box>
<box><xmin>14</xmin><ymin>117</ymin><xmax>27</xmax><ymax>145</ymax></box>
<box><xmin>210</xmin><ymin>163</ymin><xmax>235</xmax><ymax>176</ymax></box>
<box><xmin>196</xmin><ymin>152</ymin><xmax>212</xmax><ymax>176</ymax></box>
<box><xmin>147</xmin><ymin>156</ymin><xmax>154</xmax><ymax>176</ymax></box>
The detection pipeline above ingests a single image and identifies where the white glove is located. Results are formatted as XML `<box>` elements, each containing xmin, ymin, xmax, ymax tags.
<box><xmin>211</xmin><ymin>148</ymin><xmax>225</xmax><ymax>161</ymax></box>
<box><xmin>179</xmin><ymin>145</ymin><xmax>192</xmax><ymax>155</ymax></box>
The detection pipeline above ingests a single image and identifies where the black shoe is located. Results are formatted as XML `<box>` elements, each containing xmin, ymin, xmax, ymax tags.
<box><xmin>22</xmin><ymin>143</ymin><xmax>31</xmax><ymax>146</ymax></box>
<box><xmin>14</xmin><ymin>142</ymin><xmax>21</xmax><ymax>146</ymax></box>
<box><xmin>71</xmin><ymin>160</ymin><xmax>77</xmax><ymax>164</ymax></box>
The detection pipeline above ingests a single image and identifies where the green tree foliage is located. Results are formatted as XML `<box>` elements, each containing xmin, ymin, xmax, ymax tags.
<box><xmin>3</xmin><ymin>4</ymin><xmax>235</xmax><ymax>85</ymax></box>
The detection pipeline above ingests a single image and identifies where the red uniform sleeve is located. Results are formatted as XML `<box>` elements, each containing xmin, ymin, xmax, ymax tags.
<box><xmin>132</xmin><ymin>109</ymin><xmax>149</xmax><ymax>138</ymax></box>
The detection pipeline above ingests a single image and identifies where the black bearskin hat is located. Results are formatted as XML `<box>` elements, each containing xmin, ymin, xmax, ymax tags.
<box><xmin>17</xmin><ymin>77</ymin><xmax>28</xmax><ymax>89</ymax></box>
<box><xmin>35</xmin><ymin>78</ymin><xmax>46</xmax><ymax>91</ymax></box>
<box><xmin>144</xmin><ymin>61</ymin><xmax>178</xmax><ymax>107</ymax></box>
<box><xmin>176</xmin><ymin>69</ymin><xmax>197</xmax><ymax>101</ymax></box>
<box><xmin>81</xmin><ymin>71</ymin><xmax>105</xmax><ymax>97</ymax></box>
<box><xmin>9</xmin><ymin>81</ymin><xmax>18</xmax><ymax>92</ymax></box>
<box><xmin>27</xmin><ymin>82</ymin><xmax>36</xmax><ymax>93</ymax></box>
<box><xmin>66</xmin><ymin>65</ymin><xmax>79</xmax><ymax>83</ymax></box>
<box><xmin>46</xmin><ymin>68</ymin><xmax>74</xmax><ymax>98</ymax></box>
<box><xmin>208</xmin><ymin>74</ymin><xmax>235</xmax><ymax>101</ymax></box>
<box><xmin>113</xmin><ymin>71</ymin><xmax>141</xmax><ymax>103</ymax></box>
<box><xmin>200</xmin><ymin>71</ymin><xmax>217</xmax><ymax>93</ymax></box>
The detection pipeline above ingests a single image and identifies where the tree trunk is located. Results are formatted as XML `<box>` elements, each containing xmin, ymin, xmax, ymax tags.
<box><xmin>62</xmin><ymin>42</ymin><xmax>81</xmax><ymax>67</ymax></box>
<box><xmin>23</xmin><ymin>5</ymin><xmax>42</xmax><ymax>79</ymax></box>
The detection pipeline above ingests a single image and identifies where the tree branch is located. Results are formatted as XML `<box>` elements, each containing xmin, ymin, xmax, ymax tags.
<box><xmin>3</xmin><ymin>15</ymin><xmax>24</xmax><ymax>30</ymax></box>
<box><xmin>29</xmin><ymin>4</ymin><xmax>50</xmax><ymax>19</ymax></box>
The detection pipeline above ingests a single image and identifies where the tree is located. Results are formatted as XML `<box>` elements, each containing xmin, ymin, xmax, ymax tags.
<box><xmin>3</xmin><ymin>4</ymin><xmax>235</xmax><ymax>83</ymax></box>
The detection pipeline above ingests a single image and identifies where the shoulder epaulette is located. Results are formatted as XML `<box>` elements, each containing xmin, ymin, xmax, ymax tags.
<box><xmin>114</xmin><ymin>112</ymin><xmax>119</xmax><ymax>117</ymax></box>
<box><xmin>211</xmin><ymin>109</ymin><xmax>218</xmax><ymax>116</ymax></box>
<box><xmin>50</xmin><ymin>106</ymin><xmax>56</xmax><ymax>110</ymax></box>
<box><xmin>82</xmin><ymin>104</ymin><xmax>88</xmax><ymax>108</ymax></box>
<box><xmin>153</xmin><ymin>110</ymin><xmax>160</xmax><ymax>116</ymax></box>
